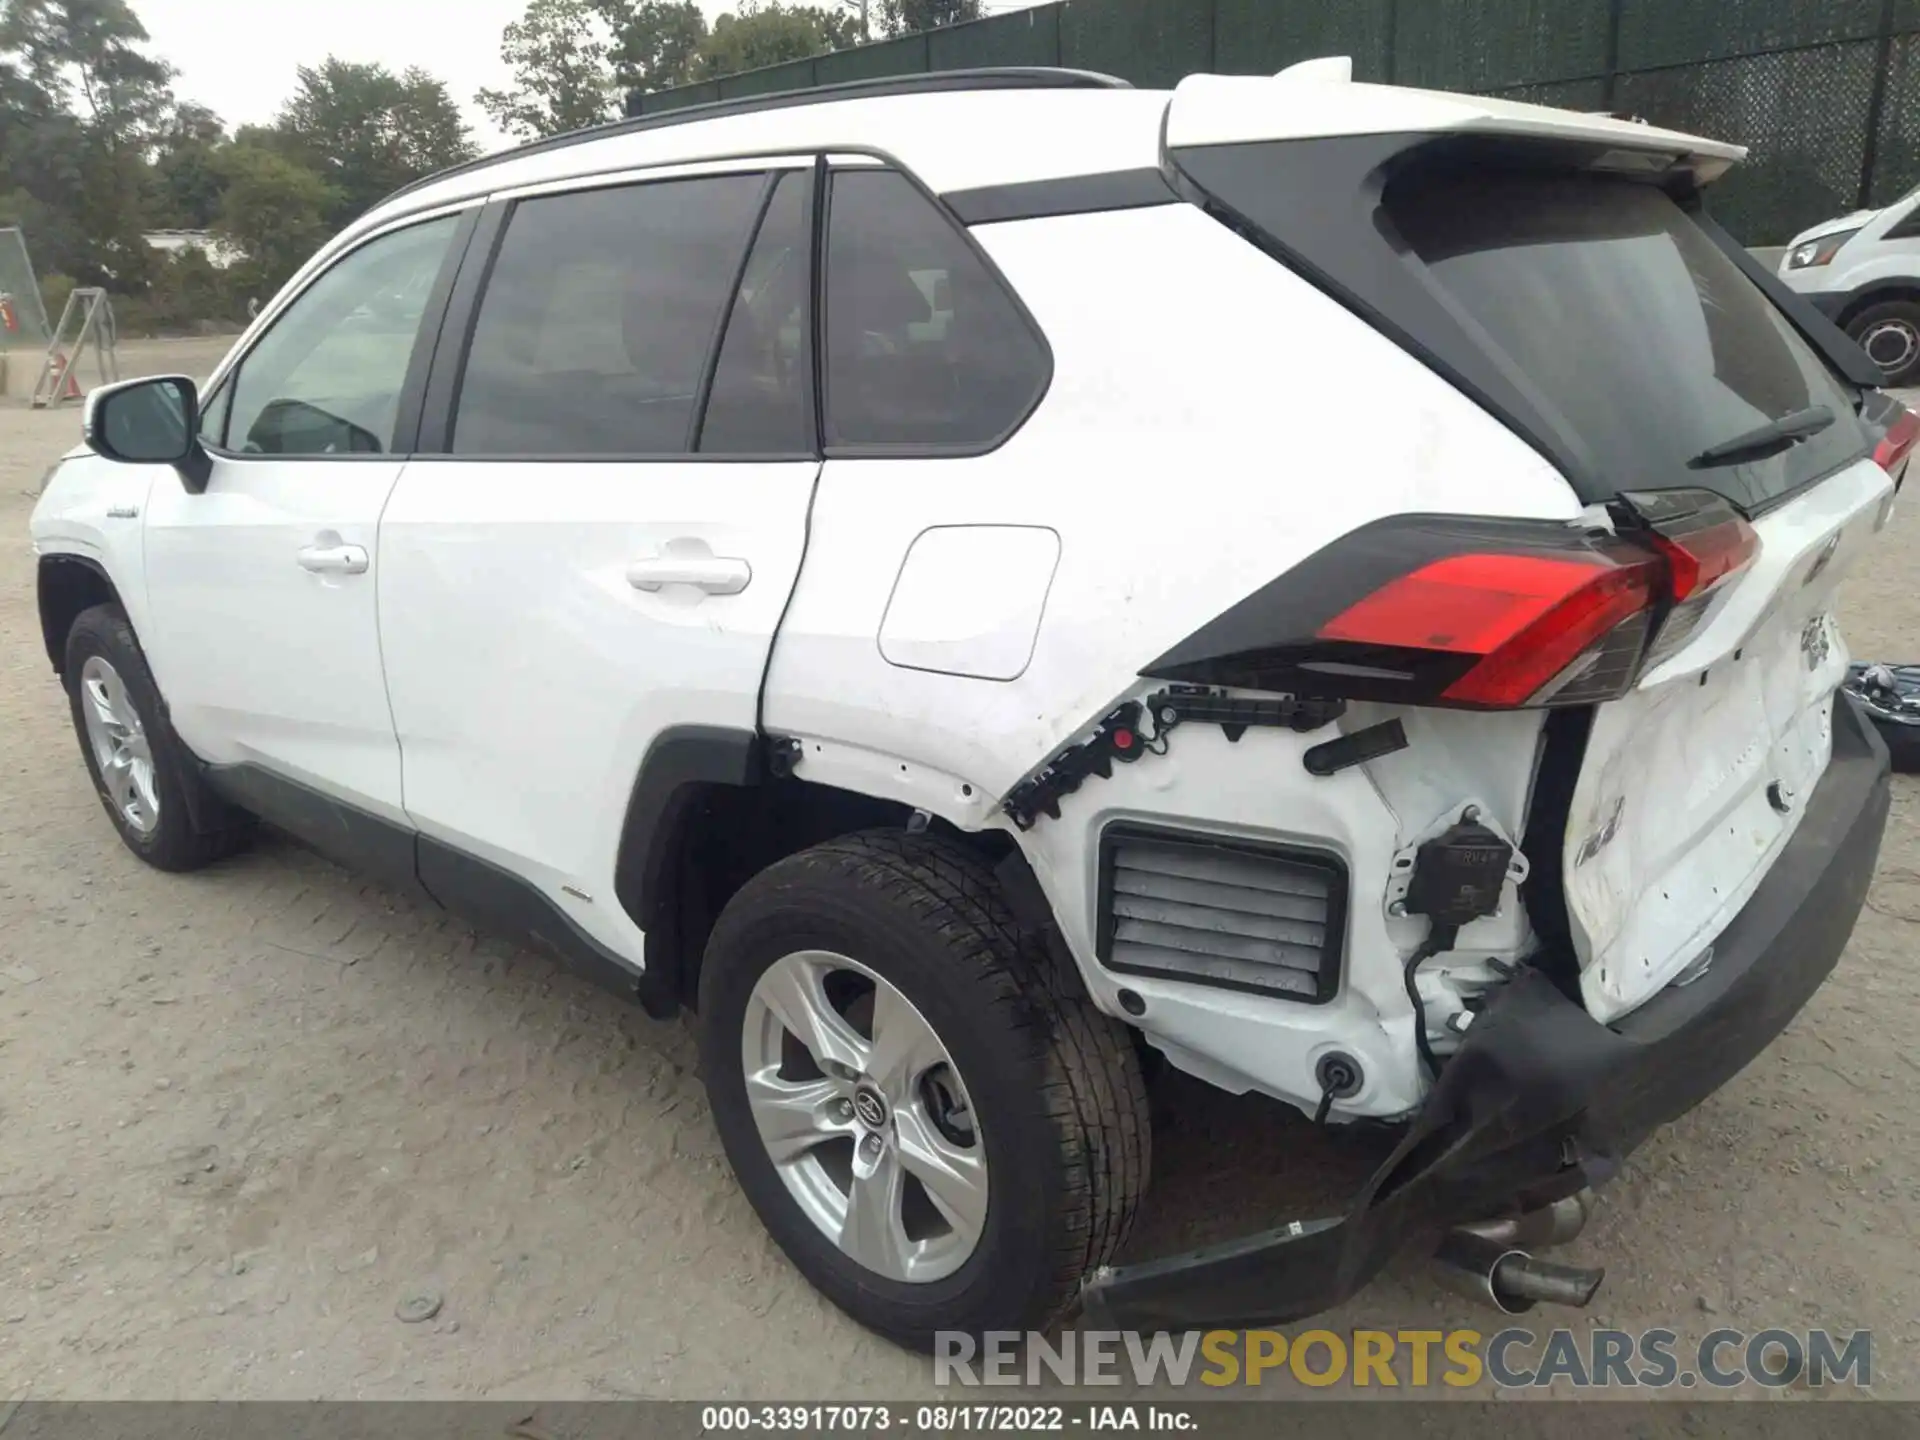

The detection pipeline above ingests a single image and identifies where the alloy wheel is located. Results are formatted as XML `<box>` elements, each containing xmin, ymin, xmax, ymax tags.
<box><xmin>740</xmin><ymin>949</ymin><xmax>988</xmax><ymax>1283</ymax></box>
<box><xmin>78</xmin><ymin>655</ymin><xmax>159</xmax><ymax>835</ymax></box>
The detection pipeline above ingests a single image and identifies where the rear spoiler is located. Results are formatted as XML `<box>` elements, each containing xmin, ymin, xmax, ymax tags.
<box><xmin>1165</xmin><ymin>67</ymin><xmax>1745</xmax><ymax>189</ymax></box>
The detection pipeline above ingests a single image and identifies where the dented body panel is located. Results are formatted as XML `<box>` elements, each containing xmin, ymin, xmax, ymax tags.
<box><xmin>1566</xmin><ymin>459</ymin><xmax>1891</xmax><ymax>1020</ymax></box>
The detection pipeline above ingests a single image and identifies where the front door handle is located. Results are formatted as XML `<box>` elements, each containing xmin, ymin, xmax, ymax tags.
<box><xmin>297</xmin><ymin>542</ymin><xmax>370</xmax><ymax>575</ymax></box>
<box><xmin>626</xmin><ymin>554</ymin><xmax>752</xmax><ymax>596</ymax></box>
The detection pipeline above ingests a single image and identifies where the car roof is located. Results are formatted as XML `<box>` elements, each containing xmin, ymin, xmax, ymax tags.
<box><xmin>351</xmin><ymin>69</ymin><xmax>1172</xmax><ymax>240</ymax></box>
<box><xmin>337</xmin><ymin>59</ymin><xmax>1745</xmax><ymax>255</ymax></box>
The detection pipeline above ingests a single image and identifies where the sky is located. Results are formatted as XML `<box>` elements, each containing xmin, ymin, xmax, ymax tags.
<box><xmin>134</xmin><ymin>0</ymin><xmax>1040</xmax><ymax>156</ymax></box>
<box><xmin>132</xmin><ymin>0</ymin><xmax>740</xmax><ymax>154</ymax></box>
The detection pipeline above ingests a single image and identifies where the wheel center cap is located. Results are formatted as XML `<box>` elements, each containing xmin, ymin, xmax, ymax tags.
<box><xmin>852</xmin><ymin>1085</ymin><xmax>889</xmax><ymax>1130</ymax></box>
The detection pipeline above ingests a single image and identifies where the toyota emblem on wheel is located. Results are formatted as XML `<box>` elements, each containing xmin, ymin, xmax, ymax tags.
<box><xmin>852</xmin><ymin>1087</ymin><xmax>888</xmax><ymax>1130</ymax></box>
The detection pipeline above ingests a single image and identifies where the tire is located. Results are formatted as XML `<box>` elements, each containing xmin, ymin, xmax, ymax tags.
<box><xmin>63</xmin><ymin>604</ymin><xmax>251</xmax><ymax>872</ymax></box>
<box><xmin>698</xmin><ymin>830</ymin><xmax>1150</xmax><ymax>1351</ymax></box>
<box><xmin>1847</xmin><ymin>299</ymin><xmax>1920</xmax><ymax>386</ymax></box>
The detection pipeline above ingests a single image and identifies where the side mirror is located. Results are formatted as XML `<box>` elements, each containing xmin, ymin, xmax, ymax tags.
<box><xmin>82</xmin><ymin>375</ymin><xmax>213</xmax><ymax>492</ymax></box>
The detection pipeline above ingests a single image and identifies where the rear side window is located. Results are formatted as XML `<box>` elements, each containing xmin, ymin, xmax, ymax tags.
<box><xmin>1389</xmin><ymin>171</ymin><xmax>1867</xmax><ymax>512</ymax></box>
<box><xmin>698</xmin><ymin>170</ymin><xmax>814</xmax><ymax>455</ymax></box>
<box><xmin>453</xmin><ymin>174</ymin><xmax>766</xmax><ymax>457</ymax></box>
<box><xmin>823</xmin><ymin>168</ymin><xmax>1048</xmax><ymax>451</ymax></box>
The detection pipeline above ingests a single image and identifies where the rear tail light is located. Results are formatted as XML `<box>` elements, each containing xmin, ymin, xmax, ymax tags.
<box><xmin>1871</xmin><ymin>398</ymin><xmax>1920</xmax><ymax>488</ymax></box>
<box><xmin>1622</xmin><ymin>489</ymin><xmax>1762</xmax><ymax>670</ymax></box>
<box><xmin>1143</xmin><ymin>499</ymin><xmax>1759</xmax><ymax>711</ymax></box>
<box><xmin>1638</xmin><ymin>507</ymin><xmax>1760</xmax><ymax>600</ymax></box>
<box><xmin>1317</xmin><ymin>549</ymin><xmax>1663</xmax><ymax>708</ymax></box>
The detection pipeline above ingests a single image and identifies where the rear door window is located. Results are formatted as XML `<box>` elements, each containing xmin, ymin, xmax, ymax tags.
<box><xmin>698</xmin><ymin>169</ymin><xmax>815</xmax><ymax>456</ymax></box>
<box><xmin>1387</xmin><ymin>169</ymin><xmax>1868</xmax><ymax>512</ymax></box>
<box><xmin>452</xmin><ymin>173</ymin><xmax>766</xmax><ymax>457</ymax></box>
<box><xmin>823</xmin><ymin>168</ymin><xmax>1048</xmax><ymax>451</ymax></box>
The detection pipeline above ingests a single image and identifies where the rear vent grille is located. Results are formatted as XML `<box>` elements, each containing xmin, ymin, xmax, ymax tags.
<box><xmin>1097</xmin><ymin>828</ymin><xmax>1345</xmax><ymax>1003</ymax></box>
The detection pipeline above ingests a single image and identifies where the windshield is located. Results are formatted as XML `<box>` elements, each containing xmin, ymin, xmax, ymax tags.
<box><xmin>1388</xmin><ymin>169</ymin><xmax>1869</xmax><ymax>512</ymax></box>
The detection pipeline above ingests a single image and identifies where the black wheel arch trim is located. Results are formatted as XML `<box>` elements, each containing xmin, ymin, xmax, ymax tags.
<box><xmin>613</xmin><ymin>724</ymin><xmax>765</xmax><ymax>1016</ymax></box>
<box><xmin>37</xmin><ymin>552</ymin><xmax>119</xmax><ymax>676</ymax></box>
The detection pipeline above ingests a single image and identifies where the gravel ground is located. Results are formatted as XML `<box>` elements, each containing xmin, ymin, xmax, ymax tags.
<box><xmin>4</xmin><ymin>337</ymin><xmax>1920</xmax><ymax>1401</ymax></box>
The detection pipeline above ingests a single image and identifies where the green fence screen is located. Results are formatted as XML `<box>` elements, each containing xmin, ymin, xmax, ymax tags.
<box><xmin>629</xmin><ymin>0</ymin><xmax>1920</xmax><ymax>242</ymax></box>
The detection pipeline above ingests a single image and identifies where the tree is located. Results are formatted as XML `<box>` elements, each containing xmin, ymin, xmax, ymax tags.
<box><xmin>149</xmin><ymin>100</ymin><xmax>225</xmax><ymax>229</ymax></box>
<box><xmin>0</xmin><ymin>0</ymin><xmax>173</xmax><ymax>144</ymax></box>
<box><xmin>477</xmin><ymin>0</ymin><xmax>617</xmax><ymax>141</ymax></box>
<box><xmin>266</xmin><ymin>59</ymin><xmax>476</xmax><ymax>227</ymax></box>
<box><xmin>878</xmin><ymin>0</ymin><xmax>980</xmax><ymax>37</ymax></box>
<box><xmin>694</xmin><ymin>1</ymin><xmax>860</xmax><ymax>82</ymax></box>
<box><xmin>0</xmin><ymin>0</ymin><xmax>176</xmax><ymax>288</ymax></box>
<box><xmin>211</xmin><ymin>142</ymin><xmax>336</xmax><ymax>296</ymax></box>
<box><xmin>602</xmin><ymin>0</ymin><xmax>706</xmax><ymax>95</ymax></box>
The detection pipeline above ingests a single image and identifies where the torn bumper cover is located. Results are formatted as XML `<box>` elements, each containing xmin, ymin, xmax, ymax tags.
<box><xmin>1081</xmin><ymin>694</ymin><xmax>1891</xmax><ymax>1332</ymax></box>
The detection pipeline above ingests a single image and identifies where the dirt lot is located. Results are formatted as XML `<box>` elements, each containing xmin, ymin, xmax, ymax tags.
<box><xmin>5</xmin><ymin>336</ymin><xmax>1920</xmax><ymax>1401</ymax></box>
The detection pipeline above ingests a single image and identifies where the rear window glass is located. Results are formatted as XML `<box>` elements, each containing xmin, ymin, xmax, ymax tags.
<box><xmin>823</xmin><ymin>168</ymin><xmax>1049</xmax><ymax>451</ymax></box>
<box><xmin>1388</xmin><ymin>171</ymin><xmax>1867</xmax><ymax>511</ymax></box>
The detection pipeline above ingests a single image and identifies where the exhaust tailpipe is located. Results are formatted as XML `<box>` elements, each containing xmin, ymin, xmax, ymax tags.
<box><xmin>1458</xmin><ymin>1189</ymin><xmax>1595</xmax><ymax>1251</ymax></box>
<box><xmin>1432</xmin><ymin>1230</ymin><xmax>1605</xmax><ymax>1315</ymax></box>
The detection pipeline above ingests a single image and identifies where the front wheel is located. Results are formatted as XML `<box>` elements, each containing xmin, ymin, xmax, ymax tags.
<box><xmin>63</xmin><ymin>604</ymin><xmax>251</xmax><ymax>871</ymax></box>
<box><xmin>1848</xmin><ymin>299</ymin><xmax>1920</xmax><ymax>386</ymax></box>
<box><xmin>697</xmin><ymin>831</ymin><xmax>1150</xmax><ymax>1351</ymax></box>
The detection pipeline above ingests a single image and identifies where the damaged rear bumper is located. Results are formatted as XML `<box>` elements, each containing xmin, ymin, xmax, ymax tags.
<box><xmin>1081</xmin><ymin>693</ymin><xmax>1891</xmax><ymax>1331</ymax></box>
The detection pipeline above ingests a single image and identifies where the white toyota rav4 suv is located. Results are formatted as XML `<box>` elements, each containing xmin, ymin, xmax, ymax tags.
<box><xmin>31</xmin><ymin>61</ymin><xmax>1910</xmax><ymax>1348</ymax></box>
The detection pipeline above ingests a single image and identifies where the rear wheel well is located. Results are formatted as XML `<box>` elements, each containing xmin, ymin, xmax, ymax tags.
<box><xmin>37</xmin><ymin>556</ymin><xmax>121</xmax><ymax>678</ymax></box>
<box><xmin>1837</xmin><ymin>285</ymin><xmax>1920</xmax><ymax>327</ymax></box>
<box><xmin>634</xmin><ymin>775</ymin><xmax>1020</xmax><ymax>1016</ymax></box>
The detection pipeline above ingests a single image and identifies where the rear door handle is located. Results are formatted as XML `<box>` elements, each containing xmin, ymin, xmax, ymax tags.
<box><xmin>626</xmin><ymin>555</ymin><xmax>752</xmax><ymax>596</ymax></box>
<box><xmin>297</xmin><ymin>543</ymin><xmax>370</xmax><ymax>575</ymax></box>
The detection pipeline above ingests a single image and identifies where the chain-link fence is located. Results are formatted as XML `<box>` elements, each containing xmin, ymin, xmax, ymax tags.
<box><xmin>0</xmin><ymin>225</ymin><xmax>52</xmax><ymax>349</ymax></box>
<box><xmin>629</xmin><ymin>0</ymin><xmax>1920</xmax><ymax>243</ymax></box>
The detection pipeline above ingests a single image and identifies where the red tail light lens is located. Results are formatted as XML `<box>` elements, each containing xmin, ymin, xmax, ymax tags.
<box><xmin>1647</xmin><ymin>518</ymin><xmax>1758</xmax><ymax>600</ymax></box>
<box><xmin>1142</xmin><ymin>514</ymin><xmax>1674</xmax><ymax>711</ymax></box>
<box><xmin>1873</xmin><ymin>403</ymin><xmax>1920</xmax><ymax>483</ymax></box>
<box><xmin>1142</xmin><ymin>500</ymin><xmax>1772</xmax><ymax>712</ymax></box>
<box><xmin>1318</xmin><ymin>550</ymin><xmax>1663</xmax><ymax>708</ymax></box>
<box><xmin>1622</xmin><ymin>491</ymin><xmax>1761</xmax><ymax>603</ymax></box>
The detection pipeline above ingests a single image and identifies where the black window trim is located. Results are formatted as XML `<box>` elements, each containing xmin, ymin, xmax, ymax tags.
<box><xmin>409</xmin><ymin>144</ymin><xmax>1052</xmax><ymax>465</ymax></box>
<box><xmin>942</xmin><ymin>166</ymin><xmax>1177</xmax><ymax>226</ymax></box>
<box><xmin>198</xmin><ymin>205</ymin><xmax>482</xmax><ymax>464</ymax></box>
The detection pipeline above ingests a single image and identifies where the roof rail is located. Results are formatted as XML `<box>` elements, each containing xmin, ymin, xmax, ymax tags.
<box><xmin>380</xmin><ymin>67</ymin><xmax>1131</xmax><ymax>210</ymax></box>
<box><xmin>624</xmin><ymin>65</ymin><xmax>1130</xmax><ymax>121</ymax></box>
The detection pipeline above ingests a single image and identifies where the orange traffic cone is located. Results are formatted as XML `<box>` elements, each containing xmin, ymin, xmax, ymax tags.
<box><xmin>49</xmin><ymin>351</ymin><xmax>80</xmax><ymax>400</ymax></box>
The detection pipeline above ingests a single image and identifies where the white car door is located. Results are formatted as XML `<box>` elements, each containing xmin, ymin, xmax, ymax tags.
<box><xmin>141</xmin><ymin>211</ymin><xmax>470</xmax><ymax>827</ymax></box>
<box><xmin>377</xmin><ymin>160</ymin><xmax>820</xmax><ymax>957</ymax></box>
